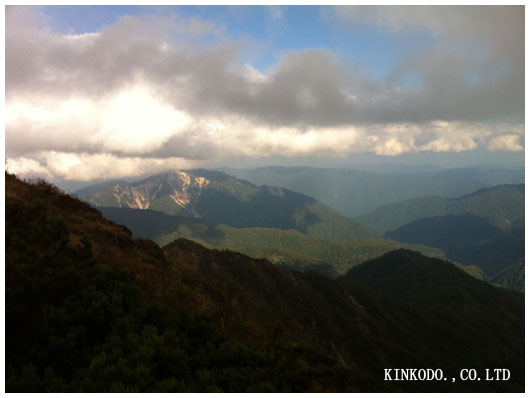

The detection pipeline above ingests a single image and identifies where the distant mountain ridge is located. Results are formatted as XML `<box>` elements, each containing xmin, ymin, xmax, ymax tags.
<box><xmin>77</xmin><ymin>169</ymin><xmax>370</xmax><ymax>243</ymax></box>
<box><xmin>357</xmin><ymin>184</ymin><xmax>524</xmax><ymax>236</ymax></box>
<box><xmin>221</xmin><ymin>166</ymin><xmax>522</xmax><ymax>218</ymax></box>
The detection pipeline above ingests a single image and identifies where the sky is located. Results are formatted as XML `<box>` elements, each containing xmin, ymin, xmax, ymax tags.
<box><xmin>5</xmin><ymin>5</ymin><xmax>525</xmax><ymax>184</ymax></box>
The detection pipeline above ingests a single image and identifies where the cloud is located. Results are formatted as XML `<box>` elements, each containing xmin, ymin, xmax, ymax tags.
<box><xmin>6</xmin><ymin>86</ymin><xmax>192</xmax><ymax>156</ymax></box>
<box><xmin>6</xmin><ymin>151</ymin><xmax>200</xmax><ymax>182</ymax></box>
<box><xmin>487</xmin><ymin>135</ymin><xmax>524</xmax><ymax>152</ymax></box>
<box><xmin>333</xmin><ymin>5</ymin><xmax>524</xmax><ymax>124</ymax></box>
<box><xmin>333</xmin><ymin>5</ymin><xmax>523</xmax><ymax>61</ymax></box>
<box><xmin>5</xmin><ymin>157</ymin><xmax>53</xmax><ymax>180</ymax></box>
<box><xmin>5</xmin><ymin>6</ymin><xmax>524</xmax><ymax>182</ymax></box>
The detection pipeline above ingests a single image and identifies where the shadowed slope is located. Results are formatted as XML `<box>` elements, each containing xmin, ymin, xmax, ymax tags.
<box><xmin>6</xmin><ymin>174</ymin><xmax>524</xmax><ymax>393</ymax></box>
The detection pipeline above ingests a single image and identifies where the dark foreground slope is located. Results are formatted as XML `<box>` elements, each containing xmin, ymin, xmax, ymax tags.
<box><xmin>6</xmin><ymin>174</ymin><xmax>524</xmax><ymax>393</ymax></box>
<box><xmin>340</xmin><ymin>249</ymin><xmax>524</xmax><ymax>358</ymax></box>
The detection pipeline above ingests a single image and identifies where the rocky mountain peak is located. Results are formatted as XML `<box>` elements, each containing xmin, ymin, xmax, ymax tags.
<box><xmin>101</xmin><ymin>170</ymin><xmax>211</xmax><ymax>213</ymax></box>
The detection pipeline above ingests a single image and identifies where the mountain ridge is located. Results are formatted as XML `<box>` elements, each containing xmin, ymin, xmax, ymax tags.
<box><xmin>77</xmin><ymin>169</ymin><xmax>371</xmax><ymax>243</ymax></box>
<box><xmin>357</xmin><ymin>183</ymin><xmax>524</xmax><ymax>236</ymax></box>
<box><xmin>220</xmin><ymin>166</ymin><xmax>522</xmax><ymax>217</ymax></box>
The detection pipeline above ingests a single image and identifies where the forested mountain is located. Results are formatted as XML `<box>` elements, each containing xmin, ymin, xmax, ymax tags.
<box><xmin>77</xmin><ymin>169</ymin><xmax>369</xmax><ymax>243</ymax></box>
<box><xmin>355</xmin><ymin>185</ymin><xmax>524</xmax><ymax>291</ymax></box>
<box><xmin>385</xmin><ymin>215</ymin><xmax>524</xmax><ymax>291</ymax></box>
<box><xmin>357</xmin><ymin>184</ymin><xmax>524</xmax><ymax>236</ymax></box>
<box><xmin>221</xmin><ymin>166</ymin><xmax>522</xmax><ymax>218</ymax></box>
<box><xmin>6</xmin><ymin>173</ymin><xmax>524</xmax><ymax>392</ymax></box>
<box><xmin>97</xmin><ymin>206</ymin><xmax>482</xmax><ymax>279</ymax></box>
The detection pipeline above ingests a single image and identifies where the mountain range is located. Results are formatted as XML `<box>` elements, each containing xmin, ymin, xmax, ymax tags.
<box><xmin>77</xmin><ymin>169</ymin><xmax>369</xmax><ymax>243</ymax></box>
<box><xmin>357</xmin><ymin>184</ymin><xmax>524</xmax><ymax>235</ymax></box>
<box><xmin>78</xmin><ymin>170</ymin><xmax>523</xmax><ymax>290</ymax></box>
<box><xmin>356</xmin><ymin>185</ymin><xmax>524</xmax><ymax>291</ymax></box>
<box><xmin>220</xmin><ymin>166</ymin><xmax>523</xmax><ymax>218</ymax></box>
<box><xmin>6</xmin><ymin>173</ymin><xmax>524</xmax><ymax>392</ymax></box>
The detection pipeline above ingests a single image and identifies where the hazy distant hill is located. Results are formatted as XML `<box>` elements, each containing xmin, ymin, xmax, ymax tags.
<box><xmin>342</xmin><ymin>164</ymin><xmax>524</xmax><ymax>184</ymax></box>
<box><xmin>77</xmin><ymin>169</ymin><xmax>370</xmax><ymax>243</ymax></box>
<box><xmin>220</xmin><ymin>166</ymin><xmax>519</xmax><ymax>218</ymax></box>
<box><xmin>7</xmin><ymin>173</ymin><xmax>523</xmax><ymax>392</ymax></box>
<box><xmin>357</xmin><ymin>184</ymin><xmax>524</xmax><ymax>236</ymax></box>
<box><xmin>433</xmin><ymin>167</ymin><xmax>524</xmax><ymax>186</ymax></box>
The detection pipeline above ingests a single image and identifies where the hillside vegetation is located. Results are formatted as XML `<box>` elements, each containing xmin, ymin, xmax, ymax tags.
<box><xmin>6</xmin><ymin>174</ymin><xmax>524</xmax><ymax>392</ymax></box>
<box><xmin>98</xmin><ymin>206</ymin><xmax>484</xmax><ymax>279</ymax></box>
<box><xmin>385</xmin><ymin>215</ymin><xmax>523</xmax><ymax>290</ymax></box>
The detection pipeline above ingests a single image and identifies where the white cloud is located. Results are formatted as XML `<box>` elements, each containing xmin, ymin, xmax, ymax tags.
<box><xmin>5</xmin><ymin>6</ymin><xmax>525</xmax><ymax>183</ymax></box>
<box><xmin>487</xmin><ymin>135</ymin><xmax>524</xmax><ymax>152</ymax></box>
<box><xmin>241</xmin><ymin>63</ymin><xmax>269</xmax><ymax>84</ymax></box>
<box><xmin>5</xmin><ymin>117</ymin><xmax>524</xmax><ymax>181</ymax></box>
<box><xmin>5</xmin><ymin>157</ymin><xmax>53</xmax><ymax>180</ymax></box>
<box><xmin>97</xmin><ymin>86</ymin><xmax>192</xmax><ymax>153</ymax></box>
<box><xmin>6</xmin><ymin>151</ymin><xmax>200</xmax><ymax>182</ymax></box>
<box><xmin>6</xmin><ymin>84</ymin><xmax>192</xmax><ymax>156</ymax></box>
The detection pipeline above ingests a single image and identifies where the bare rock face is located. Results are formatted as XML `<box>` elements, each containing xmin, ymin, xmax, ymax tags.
<box><xmin>167</xmin><ymin>171</ymin><xmax>209</xmax><ymax>209</ymax></box>
<box><xmin>106</xmin><ymin>170</ymin><xmax>210</xmax><ymax>214</ymax></box>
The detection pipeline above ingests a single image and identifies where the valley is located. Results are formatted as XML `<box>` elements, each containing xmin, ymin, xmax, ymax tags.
<box><xmin>97</xmin><ymin>206</ymin><xmax>484</xmax><ymax>280</ymax></box>
<box><xmin>79</xmin><ymin>168</ymin><xmax>523</xmax><ymax>291</ymax></box>
<box><xmin>359</xmin><ymin>185</ymin><xmax>525</xmax><ymax>291</ymax></box>
<box><xmin>5</xmin><ymin>172</ymin><xmax>525</xmax><ymax>392</ymax></box>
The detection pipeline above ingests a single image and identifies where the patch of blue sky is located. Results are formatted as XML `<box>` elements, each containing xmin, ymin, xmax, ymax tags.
<box><xmin>39</xmin><ymin>5</ymin><xmax>149</xmax><ymax>34</ymax></box>
<box><xmin>177</xmin><ymin>5</ymin><xmax>435</xmax><ymax>81</ymax></box>
<box><xmin>38</xmin><ymin>5</ymin><xmax>436</xmax><ymax>81</ymax></box>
